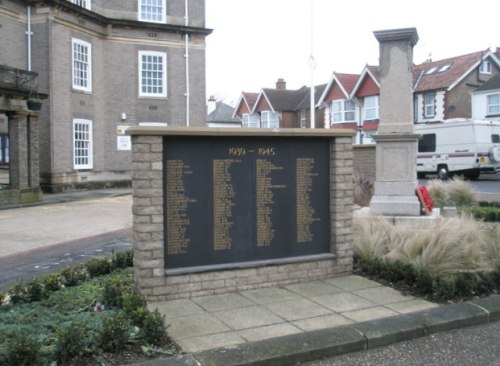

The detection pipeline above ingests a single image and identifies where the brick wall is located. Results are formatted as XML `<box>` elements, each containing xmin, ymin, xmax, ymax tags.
<box><xmin>131</xmin><ymin>129</ymin><xmax>355</xmax><ymax>301</ymax></box>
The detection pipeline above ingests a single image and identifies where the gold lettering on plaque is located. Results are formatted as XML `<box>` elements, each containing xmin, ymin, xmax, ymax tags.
<box><xmin>296</xmin><ymin>158</ymin><xmax>320</xmax><ymax>243</ymax></box>
<box><xmin>166</xmin><ymin>160</ymin><xmax>197</xmax><ymax>255</ymax></box>
<box><xmin>256</xmin><ymin>159</ymin><xmax>285</xmax><ymax>247</ymax></box>
<box><xmin>213</xmin><ymin>159</ymin><xmax>239</xmax><ymax>251</ymax></box>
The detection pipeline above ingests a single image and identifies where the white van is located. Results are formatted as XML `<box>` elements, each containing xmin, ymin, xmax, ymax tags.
<box><xmin>416</xmin><ymin>119</ymin><xmax>500</xmax><ymax>180</ymax></box>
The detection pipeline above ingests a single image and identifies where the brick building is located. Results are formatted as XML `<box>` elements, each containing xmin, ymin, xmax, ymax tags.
<box><xmin>0</xmin><ymin>0</ymin><xmax>211</xmax><ymax>192</ymax></box>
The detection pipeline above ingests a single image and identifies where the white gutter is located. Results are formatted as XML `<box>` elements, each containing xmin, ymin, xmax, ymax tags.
<box><xmin>26</xmin><ymin>6</ymin><xmax>33</xmax><ymax>71</ymax></box>
<box><xmin>184</xmin><ymin>0</ymin><xmax>190</xmax><ymax>126</ymax></box>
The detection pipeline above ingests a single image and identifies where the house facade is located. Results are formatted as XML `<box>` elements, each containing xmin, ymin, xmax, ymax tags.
<box><xmin>471</xmin><ymin>73</ymin><xmax>500</xmax><ymax>121</ymax></box>
<box><xmin>233</xmin><ymin>79</ymin><xmax>326</xmax><ymax>129</ymax></box>
<box><xmin>0</xmin><ymin>0</ymin><xmax>211</xmax><ymax>192</ymax></box>
<box><xmin>317</xmin><ymin>49</ymin><xmax>500</xmax><ymax>143</ymax></box>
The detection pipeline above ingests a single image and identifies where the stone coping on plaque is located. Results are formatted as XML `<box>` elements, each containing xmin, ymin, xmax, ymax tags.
<box><xmin>165</xmin><ymin>253</ymin><xmax>336</xmax><ymax>276</ymax></box>
<box><xmin>127</xmin><ymin>126</ymin><xmax>356</xmax><ymax>138</ymax></box>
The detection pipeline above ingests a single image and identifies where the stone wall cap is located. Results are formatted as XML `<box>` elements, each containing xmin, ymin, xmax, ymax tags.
<box><xmin>127</xmin><ymin>126</ymin><xmax>356</xmax><ymax>138</ymax></box>
<box><xmin>373</xmin><ymin>28</ymin><xmax>419</xmax><ymax>46</ymax></box>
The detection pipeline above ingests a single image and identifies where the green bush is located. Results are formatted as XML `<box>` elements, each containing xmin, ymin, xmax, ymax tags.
<box><xmin>103</xmin><ymin>277</ymin><xmax>130</xmax><ymax>308</ymax></box>
<box><xmin>26</xmin><ymin>278</ymin><xmax>45</xmax><ymax>302</ymax></box>
<box><xmin>122</xmin><ymin>291</ymin><xmax>148</xmax><ymax>326</ymax></box>
<box><xmin>99</xmin><ymin>312</ymin><xmax>130</xmax><ymax>352</ymax></box>
<box><xmin>60</xmin><ymin>264</ymin><xmax>88</xmax><ymax>287</ymax></box>
<box><xmin>43</xmin><ymin>273</ymin><xmax>62</xmax><ymax>292</ymax></box>
<box><xmin>465</xmin><ymin>206</ymin><xmax>500</xmax><ymax>222</ymax></box>
<box><xmin>111</xmin><ymin>250</ymin><xmax>134</xmax><ymax>270</ymax></box>
<box><xmin>141</xmin><ymin>309</ymin><xmax>167</xmax><ymax>346</ymax></box>
<box><xmin>56</xmin><ymin>320</ymin><xmax>95</xmax><ymax>362</ymax></box>
<box><xmin>5</xmin><ymin>328</ymin><xmax>43</xmax><ymax>366</ymax></box>
<box><xmin>86</xmin><ymin>257</ymin><xmax>112</xmax><ymax>278</ymax></box>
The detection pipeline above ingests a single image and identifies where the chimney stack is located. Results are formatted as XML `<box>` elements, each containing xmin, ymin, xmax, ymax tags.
<box><xmin>276</xmin><ymin>78</ymin><xmax>286</xmax><ymax>90</ymax></box>
<box><xmin>207</xmin><ymin>95</ymin><xmax>217</xmax><ymax>115</ymax></box>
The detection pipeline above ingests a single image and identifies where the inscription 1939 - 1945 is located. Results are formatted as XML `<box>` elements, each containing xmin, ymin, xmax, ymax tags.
<box><xmin>164</xmin><ymin>136</ymin><xmax>330</xmax><ymax>270</ymax></box>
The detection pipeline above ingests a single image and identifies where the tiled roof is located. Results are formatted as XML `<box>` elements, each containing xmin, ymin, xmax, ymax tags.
<box><xmin>476</xmin><ymin>73</ymin><xmax>500</xmax><ymax>92</ymax></box>
<box><xmin>335</xmin><ymin>73</ymin><xmax>360</xmax><ymax>95</ymax></box>
<box><xmin>414</xmin><ymin>50</ymin><xmax>487</xmax><ymax>92</ymax></box>
<box><xmin>262</xmin><ymin>87</ymin><xmax>309</xmax><ymax>112</ymax></box>
<box><xmin>242</xmin><ymin>92</ymin><xmax>259</xmax><ymax>110</ymax></box>
<box><xmin>207</xmin><ymin>101</ymin><xmax>241</xmax><ymax>123</ymax></box>
<box><xmin>295</xmin><ymin>84</ymin><xmax>327</xmax><ymax>110</ymax></box>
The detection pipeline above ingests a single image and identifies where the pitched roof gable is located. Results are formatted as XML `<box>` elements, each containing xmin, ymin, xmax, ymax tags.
<box><xmin>413</xmin><ymin>49</ymin><xmax>496</xmax><ymax>92</ymax></box>
<box><xmin>475</xmin><ymin>73</ymin><xmax>500</xmax><ymax>92</ymax></box>
<box><xmin>318</xmin><ymin>72</ymin><xmax>360</xmax><ymax>105</ymax></box>
<box><xmin>233</xmin><ymin>92</ymin><xmax>259</xmax><ymax>117</ymax></box>
<box><xmin>351</xmin><ymin>65</ymin><xmax>380</xmax><ymax>97</ymax></box>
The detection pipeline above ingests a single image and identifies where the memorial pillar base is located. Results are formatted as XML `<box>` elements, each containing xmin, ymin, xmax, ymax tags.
<box><xmin>369</xmin><ymin>132</ymin><xmax>421</xmax><ymax>217</ymax></box>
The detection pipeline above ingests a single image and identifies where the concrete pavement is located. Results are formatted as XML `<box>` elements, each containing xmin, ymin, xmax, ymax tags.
<box><xmin>1</xmin><ymin>188</ymin><xmax>500</xmax><ymax>366</ymax></box>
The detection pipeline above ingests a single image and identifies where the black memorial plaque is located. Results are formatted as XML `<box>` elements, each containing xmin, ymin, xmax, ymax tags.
<box><xmin>164</xmin><ymin>136</ymin><xmax>330</xmax><ymax>270</ymax></box>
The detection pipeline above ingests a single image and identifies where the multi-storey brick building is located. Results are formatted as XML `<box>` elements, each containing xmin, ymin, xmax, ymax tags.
<box><xmin>0</xmin><ymin>0</ymin><xmax>211</xmax><ymax>192</ymax></box>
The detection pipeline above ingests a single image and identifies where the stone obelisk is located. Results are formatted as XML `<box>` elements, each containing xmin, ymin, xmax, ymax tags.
<box><xmin>369</xmin><ymin>28</ymin><xmax>421</xmax><ymax>216</ymax></box>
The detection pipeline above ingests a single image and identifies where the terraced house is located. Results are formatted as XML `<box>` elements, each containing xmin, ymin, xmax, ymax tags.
<box><xmin>0</xmin><ymin>0</ymin><xmax>211</xmax><ymax>192</ymax></box>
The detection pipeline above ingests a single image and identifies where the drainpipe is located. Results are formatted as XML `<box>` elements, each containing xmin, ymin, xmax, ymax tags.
<box><xmin>26</xmin><ymin>6</ymin><xmax>33</xmax><ymax>71</ymax></box>
<box><xmin>184</xmin><ymin>0</ymin><xmax>190</xmax><ymax>127</ymax></box>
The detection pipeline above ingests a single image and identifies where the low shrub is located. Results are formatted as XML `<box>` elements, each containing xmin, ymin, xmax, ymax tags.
<box><xmin>122</xmin><ymin>291</ymin><xmax>148</xmax><ymax>326</ymax></box>
<box><xmin>85</xmin><ymin>257</ymin><xmax>112</xmax><ymax>278</ymax></box>
<box><xmin>4</xmin><ymin>328</ymin><xmax>43</xmax><ymax>366</ymax></box>
<box><xmin>56</xmin><ymin>319</ymin><xmax>96</xmax><ymax>362</ymax></box>
<box><xmin>111</xmin><ymin>250</ymin><xmax>134</xmax><ymax>270</ymax></box>
<box><xmin>103</xmin><ymin>277</ymin><xmax>131</xmax><ymax>308</ymax></box>
<box><xmin>60</xmin><ymin>264</ymin><xmax>88</xmax><ymax>287</ymax></box>
<box><xmin>142</xmin><ymin>309</ymin><xmax>167</xmax><ymax>346</ymax></box>
<box><xmin>464</xmin><ymin>206</ymin><xmax>500</xmax><ymax>222</ymax></box>
<box><xmin>99</xmin><ymin>312</ymin><xmax>130</xmax><ymax>352</ymax></box>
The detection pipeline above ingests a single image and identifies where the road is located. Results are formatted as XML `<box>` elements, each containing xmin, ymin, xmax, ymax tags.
<box><xmin>0</xmin><ymin>194</ymin><xmax>132</xmax><ymax>291</ymax></box>
<box><xmin>300</xmin><ymin>321</ymin><xmax>500</xmax><ymax>366</ymax></box>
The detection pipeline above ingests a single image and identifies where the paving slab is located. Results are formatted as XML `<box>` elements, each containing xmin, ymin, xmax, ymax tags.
<box><xmin>342</xmin><ymin>306</ymin><xmax>399</xmax><ymax>322</ymax></box>
<box><xmin>385</xmin><ymin>299</ymin><xmax>439</xmax><ymax>314</ymax></box>
<box><xmin>238</xmin><ymin>323</ymin><xmax>302</xmax><ymax>342</ymax></box>
<box><xmin>176</xmin><ymin>332</ymin><xmax>246</xmax><ymax>353</ymax></box>
<box><xmin>292</xmin><ymin>313</ymin><xmax>353</xmax><ymax>332</ymax></box>
<box><xmin>284</xmin><ymin>280</ymin><xmax>343</xmax><ymax>297</ymax></box>
<box><xmin>239</xmin><ymin>287</ymin><xmax>302</xmax><ymax>305</ymax></box>
<box><xmin>151</xmin><ymin>299</ymin><xmax>206</xmax><ymax>321</ymax></box>
<box><xmin>354</xmin><ymin>286</ymin><xmax>414</xmax><ymax>305</ymax></box>
<box><xmin>165</xmin><ymin>313</ymin><xmax>231</xmax><ymax>340</ymax></box>
<box><xmin>192</xmin><ymin>293</ymin><xmax>255</xmax><ymax>312</ymax></box>
<box><xmin>213</xmin><ymin>305</ymin><xmax>285</xmax><ymax>330</ymax></box>
<box><xmin>311</xmin><ymin>291</ymin><xmax>376</xmax><ymax>312</ymax></box>
<box><xmin>264</xmin><ymin>298</ymin><xmax>332</xmax><ymax>321</ymax></box>
<box><xmin>324</xmin><ymin>275</ymin><xmax>382</xmax><ymax>291</ymax></box>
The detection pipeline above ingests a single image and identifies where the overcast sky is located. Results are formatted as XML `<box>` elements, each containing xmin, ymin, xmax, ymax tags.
<box><xmin>205</xmin><ymin>0</ymin><xmax>499</xmax><ymax>105</ymax></box>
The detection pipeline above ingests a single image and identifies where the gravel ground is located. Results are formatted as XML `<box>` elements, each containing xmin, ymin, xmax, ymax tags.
<box><xmin>300</xmin><ymin>321</ymin><xmax>500</xmax><ymax>366</ymax></box>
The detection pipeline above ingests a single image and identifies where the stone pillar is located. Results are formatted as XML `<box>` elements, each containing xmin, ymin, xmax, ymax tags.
<box><xmin>330</xmin><ymin>137</ymin><xmax>354</xmax><ymax>272</ymax></box>
<box><xmin>131</xmin><ymin>135</ymin><xmax>166</xmax><ymax>299</ymax></box>
<box><xmin>370</xmin><ymin>28</ymin><xmax>421</xmax><ymax>216</ymax></box>
<box><xmin>8</xmin><ymin>112</ymin><xmax>29</xmax><ymax>189</ymax></box>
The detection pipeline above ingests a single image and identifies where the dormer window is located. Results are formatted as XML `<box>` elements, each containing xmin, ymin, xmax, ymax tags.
<box><xmin>480</xmin><ymin>60</ymin><xmax>492</xmax><ymax>74</ymax></box>
<box><xmin>69</xmin><ymin>0</ymin><xmax>91</xmax><ymax>10</ymax></box>
<box><xmin>438</xmin><ymin>64</ymin><xmax>451</xmax><ymax>72</ymax></box>
<box><xmin>425</xmin><ymin>67</ymin><xmax>437</xmax><ymax>75</ymax></box>
<box><xmin>139</xmin><ymin>0</ymin><xmax>166</xmax><ymax>24</ymax></box>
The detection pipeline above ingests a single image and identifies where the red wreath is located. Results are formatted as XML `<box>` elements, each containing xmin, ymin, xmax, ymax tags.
<box><xmin>416</xmin><ymin>185</ymin><xmax>434</xmax><ymax>215</ymax></box>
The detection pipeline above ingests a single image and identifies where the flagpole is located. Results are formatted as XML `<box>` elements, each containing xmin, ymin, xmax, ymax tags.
<box><xmin>309</xmin><ymin>0</ymin><xmax>316</xmax><ymax>128</ymax></box>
